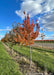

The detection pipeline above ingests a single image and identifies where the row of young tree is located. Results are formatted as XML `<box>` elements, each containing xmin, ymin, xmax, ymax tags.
<box><xmin>1</xmin><ymin>11</ymin><xmax>40</xmax><ymax>68</ymax></box>
<box><xmin>1</xmin><ymin>11</ymin><xmax>40</xmax><ymax>46</ymax></box>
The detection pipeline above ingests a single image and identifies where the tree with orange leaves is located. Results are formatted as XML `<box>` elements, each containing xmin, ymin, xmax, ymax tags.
<box><xmin>1</xmin><ymin>33</ymin><xmax>10</xmax><ymax>43</ymax></box>
<box><xmin>1</xmin><ymin>11</ymin><xmax>40</xmax><ymax>69</ymax></box>
<box><xmin>12</xmin><ymin>11</ymin><xmax>40</xmax><ymax>68</ymax></box>
<box><xmin>13</xmin><ymin>11</ymin><xmax>40</xmax><ymax>68</ymax></box>
<box><xmin>12</xmin><ymin>23</ymin><xmax>23</xmax><ymax>45</ymax></box>
<box><xmin>19</xmin><ymin>11</ymin><xmax>40</xmax><ymax>68</ymax></box>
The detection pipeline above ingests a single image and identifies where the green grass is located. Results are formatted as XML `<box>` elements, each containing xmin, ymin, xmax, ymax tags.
<box><xmin>27</xmin><ymin>46</ymin><xmax>54</xmax><ymax>53</ymax></box>
<box><xmin>11</xmin><ymin>44</ymin><xmax>54</xmax><ymax>73</ymax></box>
<box><xmin>0</xmin><ymin>42</ymin><xmax>22</xmax><ymax>75</ymax></box>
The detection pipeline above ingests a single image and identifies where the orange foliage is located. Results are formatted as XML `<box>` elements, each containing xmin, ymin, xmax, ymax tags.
<box><xmin>12</xmin><ymin>11</ymin><xmax>40</xmax><ymax>46</ymax></box>
<box><xmin>1</xmin><ymin>11</ymin><xmax>40</xmax><ymax>46</ymax></box>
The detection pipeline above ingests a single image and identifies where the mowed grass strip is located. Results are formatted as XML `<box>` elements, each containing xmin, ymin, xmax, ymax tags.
<box><xmin>0</xmin><ymin>42</ymin><xmax>22</xmax><ymax>75</ymax></box>
<box><xmin>12</xmin><ymin>44</ymin><xmax>54</xmax><ymax>73</ymax></box>
<box><xmin>27</xmin><ymin>46</ymin><xmax>54</xmax><ymax>53</ymax></box>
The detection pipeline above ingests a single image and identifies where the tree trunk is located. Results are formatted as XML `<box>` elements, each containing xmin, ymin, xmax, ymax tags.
<box><xmin>17</xmin><ymin>44</ymin><xmax>18</xmax><ymax>51</ymax></box>
<box><xmin>44</xmin><ymin>67</ymin><xmax>48</xmax><ymax>75</ymax></box>
<box><xmin>30</xmin><ymin>45</ymin><xmax>32</xmax><ymax>69</ymax></box>
<box><xmin>12</xmin><ymin>48</ymin><xmax>13</xmax><ymax>54</ymax></box>
<box><xmin>42</xmin><ymin>38</ymin><xmax>43</xmax><ymax>49</ymax></box>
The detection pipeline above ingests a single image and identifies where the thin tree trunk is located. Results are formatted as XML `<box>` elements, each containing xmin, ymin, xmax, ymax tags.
<box><xmin>44</xmin><ymin>67</ymin><xmax>48</xmax><ymax>75</ymax></box>
<box><xmin>42</xmin><ymin>38</ymin><xmax>43</xmax><ymax>49</ymax></box>
<box><xmin>30</xmin><ymin>45</ymin><xmax>32</xmax><ymax>69</ymax></box>
<box><xmin>12</xmin><ymin>48</ymin><xmax>13</xmax><ymax>54</ymax></box>
<box><xmin>17</xmin><ymin>44</ymin><xmax>18</xmax><ymax>51</ymax></box>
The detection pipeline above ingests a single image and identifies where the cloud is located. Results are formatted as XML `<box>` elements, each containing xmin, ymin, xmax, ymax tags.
<box><xmin>15</xmin><ymin>0</ymin><xmax>54</xmax><ymax>19</ymax></box>
<box><xmin>0</xmin><ymin>35</ymin><xmax>4</xmax><ymax>37</ymax></box>
<box><xmin>0</xmin><ymin>26</ymin><xmax>11</xmax><ymax>40</ymax></box>
<box><xmin>44</xmin><ymin>36</ymin><xmax>54</xmax><ymax>40</ymax></box>
<box><xmin>0</xmin><ymin>26</ymin><xmax>11</xmax><ymax>31</ymax></box>
<box><xmin>0</xmin><ymin>35</ymin><xmax>4</xmax><ymax>40</ymax></box>
<box><xmin>43</xmin><ymin>34</ymin><xmax>54</xmax><ymax>40</ymax></box>
<box><xmin>50</xmin><ymin>34</ymin><xmax>54</xmax><ymax>37</ymax></box>
<box><xmin>36</xmin><ymin>33</ymin><xmax>54</xmax><ymax>40</ymax></box>
<box><xmin>39</xmin><ymin>12</ymin><xmax>54</xmax><ymax>31</ymax></box>
<box><xmin>15</xmin><ymin>0</ymin><xmax>54</xmax><ymax>32</ymax></box>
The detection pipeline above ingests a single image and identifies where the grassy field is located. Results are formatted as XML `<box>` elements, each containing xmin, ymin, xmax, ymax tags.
<box><xmin>9</xmin><ymin>44</ymin><xmax>54</xmax><ymax>73</ymax></box>
<box><xmin>0</xmin><ymin>42</ymin><xmax>22</xmax><ymax>75</ymax></box>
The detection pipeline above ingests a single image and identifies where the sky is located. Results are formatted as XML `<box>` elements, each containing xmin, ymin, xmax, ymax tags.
<box><xmin>0</xmin><ymin>0</ymin><xmax>54</xmax><ymax>40</ymax></box>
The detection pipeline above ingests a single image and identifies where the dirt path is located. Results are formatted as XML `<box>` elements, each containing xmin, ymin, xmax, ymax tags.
<box><xmin>2</xmin><ymin>43</ymin><xmax>44</xmax><ymax>74</ymax></box>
